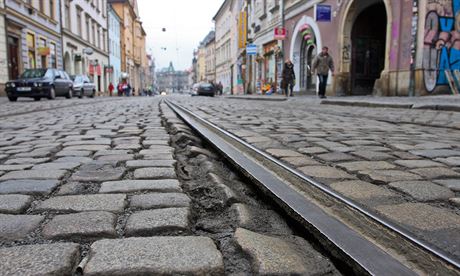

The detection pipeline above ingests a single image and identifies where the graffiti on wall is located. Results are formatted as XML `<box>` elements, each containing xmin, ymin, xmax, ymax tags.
<box><xmin>424</xmin><ymin>0</ymin><xmax>460</xmax><ymax>92</ymax></box>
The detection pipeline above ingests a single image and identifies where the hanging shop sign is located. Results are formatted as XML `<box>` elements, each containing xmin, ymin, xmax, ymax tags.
<box><xmin>37</xmin><ymin>47</ymin><xmax>50</xmax><ymax>56</ymax></box>
<box><xmin>246</xmin><ymin>44</ymin><xmax>257</xmax><ymax>55</ymax></box>
<box><xmin>315</xmin><ymin>4</ymin><xmax>332</xmax><ymax>22</ymax></box>
<box><xmin>299</xmin><ymin>24</ymin><xmax>315</xmax><ymax>46</ymax></box>
<box><xmin>274</xmin><ymin>27</ymin><xmax>286</xmax><ymax>40</ymax></box>
<box><xmin>238</xmin><ymin>11</ymin><xmax>248</xmax><ymax>49</ymax></box>
<box><xmin>105</xmin><ymin>66</ymin><xmax>113</xmax><ymax>73</ymax></box>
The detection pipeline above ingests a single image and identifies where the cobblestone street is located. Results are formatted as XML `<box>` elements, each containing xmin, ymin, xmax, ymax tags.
<box><xmin>0</xmin><ymin>97</ymin><xmax>340</xmax><ymax>275</ymax></box>
<box><xmin>172</xmin><ymin>95</ymin><xmax>460</xmax><ymax>261</ymax></box>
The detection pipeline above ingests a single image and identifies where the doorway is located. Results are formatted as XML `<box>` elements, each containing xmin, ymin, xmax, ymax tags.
<box><xmin>300</xmin><ymin>41</ymin><xmax>317</xmax><ymax>92</ymax></box>
<box><xmin>7</xmin><ymin>35</ymin><xmax>20</xmax><ymax>80</ymax></box>
<box><xmin>351</xmin><ymin>2</ymin><xmax>387</xmax><ymax>95</ymax></box>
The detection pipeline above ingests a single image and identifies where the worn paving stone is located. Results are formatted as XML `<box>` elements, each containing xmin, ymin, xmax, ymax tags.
<box><xmin>0</xmin><ymin>180</ymin><xmax>60</xmax><ymax>195</ymax></box>
<box><xmin>298</xmin><ymin>147</ymin><xmax>329</xmax><ymax>154</ymax></box>
<box><xmin>316</xmin><ymin>152</ymin><xmax>357</xmax><ymax>162</ymax></box>
<box><xmin>231</xmin><ymin>203</ymin><xmax>292</xmax><ymax>235</ymax></box>
<box><xmin>130</xmin><ymin>193</ymin><xmax>191</xmax><ymax>209</ymax></box>
<box><xmin>55</xmin><ymin>150</ymin><xmax>92</xmax><ymax>157</ymax></box>
<box><xmin>376</xmin><ymin>203</ymin><xmax>460</xmax><ymax>231</ymax></box>
<box><xmin>56</xmin><ymin>182</ymin><xmax>98</xmax><ymax>195</ymax></box>
<box><xmin>360</xmin><ymin>170</ymin><xmax>422</xmax><ymax>184</ymax></box>
<box><xmin>96</xmin><ymin>154</ymin><xmax>135</xmax><ymax>162</ymax></box>
<box><xmin>143</xmin><ymin>140</ymin><xmax>170</xmax><ymax>146</ymax></box>
<box><xmin>71</xmin><ymin>162</ymin><xmax>125</xmax><ymax>182</ymax></box>
<box><xmin>410</xmin><ymin>167</ymin><xmax>460</xmax><ymax>179</ymax></box>
<box><xmin>126</xmin><ymin>159</ymin><xmax>176</xmax><ymax>169</ymax></box>
<box><xmin>394</xmin><ymin>159</ymin><xmax>445</xmax><ymax>168</ymax></box>
<box><xmin>410</xmin><ymin>149</ymin><xmax>460</xmax><ymax>158</ymax></box>
<box><xmin>434</xmin><ymin>179</ymin><xmax>460</xmax><ymax>192</ymax></box>
<box><xmin>0</xmin><ymin>243</ymin><xmax>80</xmax><ymax>276</ymax></box>
<box><xmin>298</xmin><ymin>166</ymin><xmax>355</xmax><ymax>179</ymax></box>
<box><xmin>389</xmin><ymin>181</ymin><xmax>455</xmax><ymax>201</ymax></box>
<box><xmin>125</xmin><ymin>208</ymin><xmax>190</xmax><ymax>236</ymax></box>
<box><xmin>84</xmin><ymin>236</ymin><xmax>224</xmax><ymax>275</ymax></box>
<box><xmin>100</xmin><ymin>179</ymin><xmax>182</xmax><ymax>193</ymax></box>
<box><xmin>0</xmin><ymin>169</ymin><xmax>67</xmax><ymax>181</ymax></box>
<box><xmin>64</xmin><ymin>145</ymin><xmax>110</xmax><ymax>151</ymax></box>
<box><xmin>266</xmin><ymin>148</ymin><xmax>303</xmax><ymax>158</ymax></box>
<box><xmin>0</xmin><ymin>214</ymin><xmax>44</xmax><ymax>240</ymax></box>
<box><xmin>133</xmin><ymin>168</ymin><xmax>176</xmax><ymax>180</ymax></box>
<box><xmin>35</xmin><ymin>194</ymin><xmax>126</xmax><ymax>213</ymax></box>
<box><xmin>234</xmin><ymin>228</ymin><xmax>336</xmax><ymax>275</ymax></box>
<box><xmin>94</xmin><ymin>150</ymin><xmax>131</xmax><ymax>157</ymax></box>
<box><xmin>43</xmin><ymin>211</ymin><xmax>117</xmax><ymax>240</ymax></box>
<box><xmin>4</xmin><ymin>157</ymin><xmax>50</xmax><ymax>165</ymax></box>
<box><xmin>54</xmin><ymin>156</ymin><xmax>93</xmax><ymax>164</ymax></box>
<box><xmin>32</xmin><ymin>162</ymin><xmax>80</xmax><ymax>171</ymax></box>
<box><xmin>330</xmin><ymin>180</ymin><xmax>397</xmax><ymax>201</ymax></box>
<box><xmin>280</xmin><ymin>156</ymin><xmax>320</xmax><ymax>167</ymax></box>
<box><xmin>351</xmin><ymin>150</ymin><xmax>394</xmax><ymax>160</ymax></box>
<box><xmin>435</xmin><ymin>157</ymin><xmax>460</xmax><ymax>166</ymax></box>
<box><xmin>139</xmin><ymin>148</ymin><xmax>175</xmax><ymax>155</ymax></box>
<box><xmin>0</xmin><ymin>194</ymin><xmax>33</xmax><ymax>214</ymax></box>
<box><xmin>0</xmin><ymin>164</ymin><xmax>34</xmax><ymax>171</ymax></box>
<box><xmin>337</xmin><ymin>161</ymin><xmax>396</xmax><ymax>172</ymax></box>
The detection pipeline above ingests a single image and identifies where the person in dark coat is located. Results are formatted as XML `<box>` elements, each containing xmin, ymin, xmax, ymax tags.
<box><xmin>282</xmin><ymin>59</ymin><xmax>295</xmax><ymax>97</ymax></box>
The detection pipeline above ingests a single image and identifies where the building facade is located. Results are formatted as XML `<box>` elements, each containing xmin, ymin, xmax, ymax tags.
<box><xmin>196</xmin><ymin>44</ymin><xmax>206</xmax><ymax>82</ymax></box>
<box><xmin>5</xmin><ymin>0</ymin><xmax>63</xmax><ymax>82</ymax></box>
<box><xmin>156</xmin><ymin>62</ymin><xmax>189</xmax><ymax>93</ymax></box>
<box><xmin>214</xmin><ymin>0</ymin><xmax>233</xmax><ymax>94</ymax></box>
<box><xmin>282</xmin><ymin>0</ymin><xmax>419</xmax><ymax>97</ymax></box>
<box><xmin>247</xmin><ymin>0</ymin><xmax>283</xmax><ymax>95</ymax></box>
<box><xmin>0</xmin><ymin>0</ymin><xmax>7</xmax><ymax>94</ymax></box>
<box><xmin>108</xmin><ymin>4</ymin><xmax>121</xmax><ymax>87</ymax></box>
<box><xmin>204</xmin><ymin>31</ymin><xmax>216</xmax><ymax>82</ymax></box>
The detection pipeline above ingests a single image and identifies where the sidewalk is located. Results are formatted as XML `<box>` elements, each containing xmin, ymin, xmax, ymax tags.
<box><xmin>223</xmin><ymin>94</ymin><xmax>460</xmax><ymax>112</ymax></box>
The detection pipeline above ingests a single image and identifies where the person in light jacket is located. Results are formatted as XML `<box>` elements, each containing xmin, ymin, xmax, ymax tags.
<box><xmin>312</xmin><ymin>46</ymin><xmax>334</xmax><ymax>99</ymax></box>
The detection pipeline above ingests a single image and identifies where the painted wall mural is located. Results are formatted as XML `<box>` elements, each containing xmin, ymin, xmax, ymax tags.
<box><xmin>424</xmin><ymin>0</ymin><xmax>460</xmax><ymax>92</ymax></box>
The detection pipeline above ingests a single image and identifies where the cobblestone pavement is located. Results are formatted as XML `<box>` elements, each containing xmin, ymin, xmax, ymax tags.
<box><xmin>0</xmin><ymin>97</ymin><xmax>339</xmax><ymax>275</ymax></box>
<box><xmin>172</xmin><ymin>95</ymin><xmax>460</xmax><ymax>260</ymax></box>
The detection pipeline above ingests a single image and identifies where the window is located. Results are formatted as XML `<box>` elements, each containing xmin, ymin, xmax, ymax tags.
<box><xmin>85</xmin><ymin>15</ymin><xmax>90</xmax><ymax>42</ymax></box>
<box><xmin>49</xmin><ymin>0</ymin><xmax>55</xmax><ymax>19</ymax></box>
<box><xmin>39</xmin><ymin>38</ymin><xmax>47</xmax><ymax>68</ymax></box>
<box><xmin>77</xmin><ymin>8</ymin><xmax>82</xmax><ymax>36</ymax></box>
<box><xmin>92</xmin><ymin>22</ymin><xmax>96</xmax><ymax>46</ymax></box>
<box><xmin>65</xmin><ymin>0</ymin><xmax>71</xmax><ymax>29</ymax></box>
<box><xmin>50</xmin><ymin>42</ymin><xmax>57</xmax><ymax>68</ymax></box>
<box><xmin>97</xmin><ymin>26</ymin><xmax>101</xmax><ymax>49</ymax></box>
<box><xmin>27</xmin><ymin>33</ymin><xmax>36</xmax><ymax>69</ymax></box>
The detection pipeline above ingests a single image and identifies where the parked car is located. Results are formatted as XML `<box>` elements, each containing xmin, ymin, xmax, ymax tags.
<box><xmin>71</xmin><ymin>75</ymin><xmax>96</xmax><ymax>98</ymax></box>
<box><xmin>195</xmin><ymin>83</ymin><xmax>216</xmax><ymax>97</ymax></box>
<box><xmin>5</xmin><ymin>68</ymin><xmax>73</xmax><ymax>102</ymax></box>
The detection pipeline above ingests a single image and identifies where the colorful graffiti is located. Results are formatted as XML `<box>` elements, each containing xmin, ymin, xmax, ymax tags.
<box><xmin>424</xmin><ymin>0</ymin><xmax>460</xmax><ymax>92</ymax></box>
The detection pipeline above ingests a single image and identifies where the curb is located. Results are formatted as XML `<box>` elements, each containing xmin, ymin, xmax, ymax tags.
<box><xmin>223</xmin><ymin>96</ymin><xmax>288</xmax><ymax>102</ymax></box>
<box><xmin>320</xmin><ymin>100</ymin><xmax>413</xmax><ymax>109</ymax></box>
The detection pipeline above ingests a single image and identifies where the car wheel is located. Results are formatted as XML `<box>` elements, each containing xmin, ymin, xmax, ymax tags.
<box><xmin>65</xmin><ymin>88</ymin><xmax>73</xmax><ymax>99</ymax></box>
<box><xmin>90</xmin><ymin>90</ymin><xmax>95</xmax><ymax>98</ymax></box>
<box><xmin>34</xmin><ymin>97</ymin><xmax>41</xmax><ymax>101</ymax></box>
<box><xmin>47</xmin><ymin>87</ymin><xmax>56</xmax><ymax>100</ymax></box>
<box><xmin>8</xmin><ymin>96</ymin><xmax>17</xmax><ymax>102</ymax></box>
<box><xmin>78</xmin><ymin>89</ymin><xmax>84</xmax><ymax>99</ymax></box>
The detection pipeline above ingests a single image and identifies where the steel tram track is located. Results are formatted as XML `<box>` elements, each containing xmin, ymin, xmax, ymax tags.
<box><xmin>166</xmin><ymin>99</ymin><xmax>460</xmax><ymax>276</ymax></box>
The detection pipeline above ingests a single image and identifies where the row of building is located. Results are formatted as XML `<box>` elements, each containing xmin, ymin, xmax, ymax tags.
<box><xmin>0</xmin><ymin>0</ymin><xmax>154</xmax><ymax>95</ymax></box>
<box><xmin>191</xmin><ymin>0</ymin><xmax>458</xmax><ymax>97</ymax></box>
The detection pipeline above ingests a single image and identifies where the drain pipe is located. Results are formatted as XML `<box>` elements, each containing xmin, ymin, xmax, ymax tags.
<box><xmin>409</xmin><ymin>0</ymin><xmax>419</xmax><ymax>97</ymax></box>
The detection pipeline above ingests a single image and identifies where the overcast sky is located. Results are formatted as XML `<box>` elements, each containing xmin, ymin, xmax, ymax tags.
<box><xmin>138</xmin><ymin>0</ymin><xmax>224</xmax><ymax>71</ymax></box>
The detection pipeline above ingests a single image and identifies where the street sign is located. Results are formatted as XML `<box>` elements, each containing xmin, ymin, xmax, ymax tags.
<box><xmin>246</xmin><ymin>44</ymin><xmax>257</xmax><ymax>55</ymax></box>
<box><xmin>315</xmin><ymin>4</ymin><xmax>332</xmax><ymax>22</ymax></box>
<box><xmin>274</xmin><ymin>27</ymin><xmax>287</xmax><ymax>40</ymax></box>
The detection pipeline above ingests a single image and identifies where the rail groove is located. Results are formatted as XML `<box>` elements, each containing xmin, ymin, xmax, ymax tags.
<box><xmin>166</xmin><ymin>100</ymin><xmax>460</xmax><ymax>276</ymax></box>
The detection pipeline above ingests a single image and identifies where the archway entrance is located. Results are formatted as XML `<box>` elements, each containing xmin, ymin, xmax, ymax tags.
<box><xmin>350</xmin><ymin>2</ymin><xmax>387</xmax><ymax>95</ymax></box>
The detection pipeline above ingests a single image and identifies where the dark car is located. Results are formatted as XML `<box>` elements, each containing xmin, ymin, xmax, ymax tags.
<box><xmin>71</xmin><ymin>75</ymin><xmax>96</xmax><ymax>98</ymax></box>
<box><xmin>195</xmin><ymin>83</ymin><xmax>216</xmax><ymax>97</ymax></box>
<box><xmin>5</xmin><ymin>68</ymin><xmax>73</xmax><ymax>101</ymax></box>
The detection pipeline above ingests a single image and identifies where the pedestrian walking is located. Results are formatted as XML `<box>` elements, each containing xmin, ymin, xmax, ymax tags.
<box><xmin>312</xmin><ymin>46</ymin><xmax>334</xmax><ymax>99</ymax></box>
<box><xmin>117</xmin><ymin>83</ymin><xmax>123</xmax><ymax>96</ymax></box>
<box><xmin>281</xmin><ymin>59</ymin><xmax>295</xmax><ymax>97</ymax></box>
<box><xmin>218</xmin><ymin>81</ymin><xmax>223</xmax><ymax>95</ymax></box>
<box><xmin>108</xmin><ymin>82</ymin><xmax>114</xmax><ymax>97</ymax></box>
